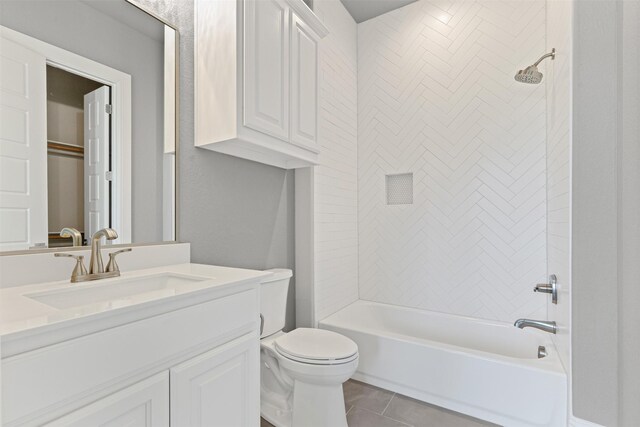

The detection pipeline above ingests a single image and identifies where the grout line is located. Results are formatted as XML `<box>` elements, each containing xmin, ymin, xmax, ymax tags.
<box><xmin>381</xmin><ymin>392</ymin><xmax>395</xmax><ymax>416</ymax></box>
<box><xmin>355</xmin><ymin>406</ymin><xmax>412</xmax><ymax>427</ymax></box>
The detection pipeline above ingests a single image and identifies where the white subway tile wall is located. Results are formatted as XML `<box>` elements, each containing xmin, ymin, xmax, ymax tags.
<box><xmin>313</xmin><ymin>0</ymin><xmax>359</xmax><ymax>321</ymax></box>
<box><xmin>546</xmin><ymin>0</ymin><xmax>572</xmax><ymax>372</ymax></box>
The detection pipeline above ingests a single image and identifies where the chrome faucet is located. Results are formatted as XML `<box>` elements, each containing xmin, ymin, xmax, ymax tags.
<box><xmin>55</xmin><ymin>228</ymin><xmax>131</xmax><ymax>283</ymax></box>
<box><xmin>60</xmin><ymin>227</ymin><xmax>83</xmax><ymax>247</ymax></box>
<box><xmin>514</xmin><ymin>319</ymin><xmax>557</xmax><ymax>334</ymax></box>
<box><xmin>89</xmin><ymin>228</ymin><xmax>118</xmax><ymax>274</ymax></box>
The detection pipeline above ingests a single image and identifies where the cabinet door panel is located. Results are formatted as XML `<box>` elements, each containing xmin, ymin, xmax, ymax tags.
<box><xmin>45</xmin><ymin>372</ymin><xmax>169</xmax><ymax>427</ymax></box>
<box><xmin>244</xmin><ymin>0</ymin><xmax>290</xmax><ymax>141</ymax></box>
<box><xmin>290</xmin><ymin>12</ymin><xmax>319</xmax><ymax>148</ymax></box>
<box><xmin>170</xmin><ymin>333</ymin><xmax>259</xmax><ymax>427</ymax></box>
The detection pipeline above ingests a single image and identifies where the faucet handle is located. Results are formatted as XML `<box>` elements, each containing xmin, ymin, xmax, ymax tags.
<box><xmin>54</xmin><ymin>253</ymin><xmax>88</xmax><ymax>281</ymax></box>
<box><xmin>533</xmin><ymin>274</ymin><xmax>558</xmax><ymax>304</ymax></box>
<box><xmin>105</xmin><ymin>248</ymin><xmax>132</xmax><ymax>273</ymax></box>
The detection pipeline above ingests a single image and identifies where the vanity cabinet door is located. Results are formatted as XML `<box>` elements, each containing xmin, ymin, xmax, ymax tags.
<box><xmin>45</xmin><ymin>372</ymin><xmax>169</xmax><ymax>427</ymax></box>
<box><xmin>170</xmin><ymin>333</ymin><xmax>260</xmax><ymax>427</ymax></box>
<box><xmin>290</xmin><ymin>11</ymin><xmax>319</xmax><ymax>149</ymax></box>
<box><xmin>243</xmin><ymin>0</ymin><xmax>290</xmax><ymax>141</ymax></box>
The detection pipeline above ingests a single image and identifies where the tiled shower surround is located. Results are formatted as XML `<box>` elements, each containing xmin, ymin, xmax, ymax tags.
<box><xmin>357</xmin><ymin>0</ymin><xmax>548</xmax><ymax>322</ymax></box>
<box><xmin>313</xmin><ymin>0</ymin><xmax>360</xmax><ymax>321</ymax></box>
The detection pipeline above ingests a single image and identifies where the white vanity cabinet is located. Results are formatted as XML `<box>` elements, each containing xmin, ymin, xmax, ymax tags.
<box><xmin>1</xmin><ymin>270</ymin><xmax>263</xmax><ymax>427</ymax></box>
<box><xmin>194</xmin><ymin>0</ymin><xmax>328</xmax><ymax>169</ymax></box>
<box><xmin>171</xmin><ymin>333</ymin><xmax>258</xmax><ymax>426</ymax></box>
<box><xmin>45</xmin><ymin>372</ymin><xmax>170</xmax><ymax>427</ymax></box>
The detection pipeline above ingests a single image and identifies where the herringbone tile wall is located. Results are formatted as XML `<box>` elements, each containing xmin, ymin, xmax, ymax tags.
<box><xmin>546</xmin><ymin>0</ymin><xmax>572</xmax><ymax>371</ymax></box>
<box><xmin>357</xmin><ymin>0</ymin><xmax>548</xmax><ymax>322</ymax></box>
<box><xmin>313</xmin><ymin>0</ymin><xmax>359</xmax><ymax>320</ymax></box>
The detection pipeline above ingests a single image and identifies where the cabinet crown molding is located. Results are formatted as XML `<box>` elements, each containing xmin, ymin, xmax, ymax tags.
<box><xmin>285</xmin><ymin>0</ymin><xmax>329</xmax><ymax>38</ymax></box>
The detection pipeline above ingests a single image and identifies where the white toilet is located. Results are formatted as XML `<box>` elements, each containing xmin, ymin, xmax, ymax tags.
<box><xmin>260</xmin><ymin>269</ymin><xmax>359</xmax><ymax>427</ymax></box>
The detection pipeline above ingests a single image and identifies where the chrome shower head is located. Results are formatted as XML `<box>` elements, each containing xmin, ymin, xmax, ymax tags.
<box><xmin>515</xmin><ymin>65</ymin><xmax>543</xmax><ymax>84</ymax></box>
<box><xmin>515</xmin><ymin>48</ymin><xmax>555</xmax><ymax>84</ymax></box>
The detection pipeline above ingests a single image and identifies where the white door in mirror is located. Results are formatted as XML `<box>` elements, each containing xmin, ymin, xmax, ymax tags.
<box><xmin>84</xmin><ymin>86</ymin><xmax>111</xmax><ymax>240</ymax></box>
<box><xmin>0</xmin><ymin>35</ymin><xmax>48</xmax><ymax>251</ymax></box>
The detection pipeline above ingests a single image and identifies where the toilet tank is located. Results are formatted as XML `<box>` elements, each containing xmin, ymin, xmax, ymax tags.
<box><xmin>260</xmin><ymin>268</ymin><xmax>293</xmax><ymax>338</ymax></box>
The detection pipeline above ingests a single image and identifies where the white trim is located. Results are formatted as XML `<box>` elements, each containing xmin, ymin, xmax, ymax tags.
<box><xmin>569</xmin><ymin>416</ymin><xmax>605</xmax><ymax>427</ymax></box>
<box><xmin>294</xmin><ymin>167</ymin><xmax>315</xmax><ymax>327</ymax></box>
<box><xmin>0</xmin><ymin>25</ymin><xmax>132</xmax><ymax>244</ymax></box>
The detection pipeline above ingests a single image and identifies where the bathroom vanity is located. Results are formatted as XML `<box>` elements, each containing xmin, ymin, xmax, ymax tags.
<box><xmin>0</xmin><ymin>262</ymin><xmax>269</xmax><ymax>426</ymax></box>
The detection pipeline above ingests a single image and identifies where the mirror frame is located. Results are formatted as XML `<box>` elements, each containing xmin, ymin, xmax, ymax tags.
<box><xmin>0</xmin><ymin>0</ymin><xmax>180</xmax><ymax>256</ymax></box>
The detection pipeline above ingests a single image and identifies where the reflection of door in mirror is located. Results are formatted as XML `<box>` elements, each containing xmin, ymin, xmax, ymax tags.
<box><xmin>0</xmin><ymin>26</ymin><xmax>134</xmax><ymax>251</ymax></box>
<box><xmin>0</xmin><ymin>36</ymin><xmax>47</xmax><ymax>251</ymax></box>
<box><xmin>83</xmin><ymin>85</ymin><xmax>111</xmax><ymax>245</ymax></box>
<box><xmin>46</xmin><ymin>66</ymin><xmax>111</xmax><ymax>249</ymax></box>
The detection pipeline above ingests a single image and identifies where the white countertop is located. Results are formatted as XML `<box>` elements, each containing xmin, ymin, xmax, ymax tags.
<box><xmin>0</xmin><ymin>263</ymin><xmax>270</xmax><ymax>340</ymax></box>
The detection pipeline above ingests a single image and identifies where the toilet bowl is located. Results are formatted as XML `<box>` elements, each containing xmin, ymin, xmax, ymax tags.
<box><xmin>260</xmin><ymin>269</ymin><xmax>358</xmax><ymax>427</ymax></box>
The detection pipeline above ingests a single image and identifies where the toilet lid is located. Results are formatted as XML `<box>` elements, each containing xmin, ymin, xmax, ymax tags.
<box><xmin>275</xmin><ymin>328</ymin><xmax>358</xmax><ymax>363</ymax></box>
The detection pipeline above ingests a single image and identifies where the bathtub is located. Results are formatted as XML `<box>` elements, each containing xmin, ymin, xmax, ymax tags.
<box><xmin>319</xmin><ymin>300</ymin><xmax>567</xmax><ymax>427</ymax></box>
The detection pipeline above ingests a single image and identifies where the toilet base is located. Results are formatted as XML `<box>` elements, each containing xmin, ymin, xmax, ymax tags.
<box><xmin>291</xmin><ymin>380</ymin><xmax>348</xmax><ymax>427</ymax></box>
<box><xmin>261</xmin><ymin>399</ymin><xmax>292</xmax><ymax>427</ymax></box>
<box><xmin>261</xmin><ymin>380</ymin><xmax>348</xmax><ymax>427</ymax></box>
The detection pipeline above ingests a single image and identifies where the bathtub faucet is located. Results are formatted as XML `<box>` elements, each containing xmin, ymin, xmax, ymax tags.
<box><xmin>514</xmin><ymin>319</ymin><xmax>557</xmax><ymax>334</ymax></box>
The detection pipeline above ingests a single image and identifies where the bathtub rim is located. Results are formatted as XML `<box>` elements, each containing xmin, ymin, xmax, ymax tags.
<box><xmin>319</xmin><ymin>299</ymin><xmax>566</xmax><ymax>376</ymax></box>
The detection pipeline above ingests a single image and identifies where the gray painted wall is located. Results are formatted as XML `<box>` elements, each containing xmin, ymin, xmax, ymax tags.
<box><xmin>619</xmin><ymin>2</ymin><xmax>640</xmax><ymax>425</ymax></box>
<box><xmin>572</xmin><ymin>0</ymin><xmax>640</xmax><ymax>425</ymax></box>
<box><xmin>0</xmin><ymin>0</ymin><xmax>165</xmax><ymax>243</ymax></box>
<box><xmin>571</xmin><ymin>0</ymin><xmax>618</xmax><ymax>423</ymax></box>
<box><xmin>132</xmin><ymin>0</ymin><xmax>296</xmax><ymax>330</ymax></box>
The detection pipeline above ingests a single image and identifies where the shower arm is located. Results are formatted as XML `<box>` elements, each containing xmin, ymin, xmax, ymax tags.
<box><xmin>532</xmin><ymin>48</ymin><xmax>556</xmax><ymax>67</ymax></box>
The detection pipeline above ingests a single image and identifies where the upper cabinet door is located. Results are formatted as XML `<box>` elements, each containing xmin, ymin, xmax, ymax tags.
<box><xmin>244</xmin><ymin>0</ymin><xmax>290</xmax><ymax>141</ymax></box>
<box><xmin>290</xmin><ymin>12</ymin><xmax>319</xmax><ymax>149</ymax></box>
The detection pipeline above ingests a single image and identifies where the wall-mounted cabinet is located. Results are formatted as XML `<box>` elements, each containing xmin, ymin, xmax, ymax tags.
<box><xmin>195</xmin><ymin>0</ymin><xmax>328</xmax><ymax>169</ymax></box>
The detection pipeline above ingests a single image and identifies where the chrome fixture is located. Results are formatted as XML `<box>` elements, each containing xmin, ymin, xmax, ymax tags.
<box><xmin>54</xmin><ymin>253</ymin><xmax>88</xmax><ymax>281</ymax></box>
<box><xmin>60</xmin><ymin>227</ymin><xmax>83</xmax><ymax>247</ymax></box>
<box><xmin>537</xmin><ymin>345</ymin><xmax>548</xmax><ymax>359</ymax></box>
<box><xmin>259</xmin><ymin>314</ymin><xmax>265</xmax><ymax>335</ymax></box>
<box><xmin>55</xmin><ymin>228</ymin><xmax>131</xmax><ymax>283</ymax></box>
<box><xmin>105</xmin><ymin>248</ymin><xmax>132</xmax><ymax>273</ymax></box>
<box><xmin>514</xmin><ymin>319</ymin><xmax>557</xmax><ymax>334</ymax></box>
<box><xmin>514</xmin><ymin>48</ymin><xmax>556</xmax><ymax>84</ymax></box>
<box><xmin>534</xmin><ymin>274</ymin><xmax>558</xmax><ymax>304</ymax></box>
<box><xmin>89</xmin><ymin>228</ymin><xmax>118</xmax><ymax>274</ymax></box>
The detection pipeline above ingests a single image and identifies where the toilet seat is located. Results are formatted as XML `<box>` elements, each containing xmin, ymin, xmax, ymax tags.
<box><xmin>274</xmin><ymin>328</ymin><xmax>358</xmax><ymax>365</ymax></box>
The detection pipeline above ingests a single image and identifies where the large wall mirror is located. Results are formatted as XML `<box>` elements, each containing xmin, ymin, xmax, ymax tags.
<box><xmin>0</xmin><ymin>0</ymin><xmax>177</xmax><ymax>253</ymax></box>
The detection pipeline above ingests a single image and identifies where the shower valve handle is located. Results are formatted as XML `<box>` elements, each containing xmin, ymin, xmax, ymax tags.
<box><xmin>533</xmin><ymin>274</ymin><xmax>557</xmax><ymax>304</ymax></box>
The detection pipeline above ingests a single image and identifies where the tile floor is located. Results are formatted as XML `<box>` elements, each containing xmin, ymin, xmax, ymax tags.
<box><xmin>261</xmin><ymin>379</ymin><xmax>499</xmax><ymax>427</ymax></box>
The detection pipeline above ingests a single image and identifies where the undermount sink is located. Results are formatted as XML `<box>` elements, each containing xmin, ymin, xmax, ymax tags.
<box><xmin>26</xmin><ymin>273</ymin><xmax>209</xmax><ymax>310</ymax></box>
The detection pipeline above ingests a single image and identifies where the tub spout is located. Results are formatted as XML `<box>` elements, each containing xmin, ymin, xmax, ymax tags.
<box><xmin>514</xmin><ymin>319</ymin><xmax>557</xmax><ymax>334</ymax></box>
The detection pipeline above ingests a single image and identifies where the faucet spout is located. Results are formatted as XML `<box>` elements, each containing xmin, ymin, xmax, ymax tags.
<box><xmin>514</xmin><ymin>318</ymin><xmax>557</xmax><ymax>334</ymax></box>
<box><xmin>89</xmin><ymin>228</ymin><xmax>118</xmax><ymax>274</ymax></box>
<box><xmin>60</xmin><ymin>227</ymin><xmax>83</xmax><ymax>247</ymax></box>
